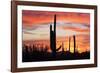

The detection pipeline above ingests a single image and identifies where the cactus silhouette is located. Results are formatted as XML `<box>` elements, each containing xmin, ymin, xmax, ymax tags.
<box><xmin>73</xmin><ymin>35</ymin><xmax>76</xmax><ymax>53</ymax></box>
<box><xmin>50</xmin><ymin>14</ymin><xmax>61</xmax><ymax>57</ymax></box>
<box><xmin>62</xmin><ymin>42</ymin><xmax>64</xmax><ymax>53</ymax></box>
<box><xmin>69</xmin><ymin>37</ymin><xmax>71</xmax><ymax>52</ymax></box>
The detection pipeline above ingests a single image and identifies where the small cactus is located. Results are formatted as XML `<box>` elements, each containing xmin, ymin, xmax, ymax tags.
<box><xmin>73</xmin><ymin>35</ymin><xmax>76</xmax><ymax>53</ymax></box>
<box><xmin>69</xmin><ymin>37</ymin><xmax>71</xmax><ymax>52</ymax></box>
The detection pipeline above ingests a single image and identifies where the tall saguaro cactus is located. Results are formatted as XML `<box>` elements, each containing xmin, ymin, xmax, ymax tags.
<box><xmin>50</xmin><ymin>14</ymin><xmax>61</xmax><ymax>57</ymax></box>
<box><xmin>54</xmin><ymin>14</ymin><xmax>56</xmax><ymax>52</ymax></box>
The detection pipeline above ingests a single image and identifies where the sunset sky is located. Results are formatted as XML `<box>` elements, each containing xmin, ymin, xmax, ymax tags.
<box><xmin>22</xmin><ymin>10</ymin><xmax>90</xmax><ymax>53</ymax></box>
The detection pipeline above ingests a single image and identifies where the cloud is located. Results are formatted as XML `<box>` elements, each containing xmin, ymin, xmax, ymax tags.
<box><xmin>23</xmin><ymin>21</ymin><xmax>90</xmax><ymax>39</ymax></box>
<box><xmin>23</xmin><ymin>30</ymin><xmax>36</xmax><ymax>35</ymax></box>
<box><xmin>56</xmin><ymin>22</ymin><xmax>90</xmax><ymax>33</ymax></box>
<box><xmin>22</xmin><ymin>10</ymin><xmax>90</xmax><ymax>28</ymax></box>
<box><xmin>56</xmin><ymin>22</ymin><xmax>89</xmax><ymax>29</ymax></box>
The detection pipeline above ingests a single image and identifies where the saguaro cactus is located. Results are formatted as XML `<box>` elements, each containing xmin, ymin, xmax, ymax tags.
<box><xmin>54</xmin><ymin>14</ymin><xmax>56</xmax><ymax>51</ymax></box>
<box><xmin>50</xmin><ymin>14</ymin><xmax>61</xmax><ymax>57</ymax></box>
<box><xmin>69</xmin><ymin>37</ymin><xmax>71</xmax><ymax>52</ymax></box>
<box><xmin>62</xmin><ymin>42</ymin><xmax>64</xmax><ymax>52</ymax></box>
<box><xmin>73</xmin><ymin>35</ymin><xmax>76</xmax><ymax>53</ymax></box>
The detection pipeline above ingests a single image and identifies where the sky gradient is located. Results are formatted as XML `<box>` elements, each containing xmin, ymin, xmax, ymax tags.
<box><xmin>22</xmin><ymin>10</ymin><xmax>90</xmax><ymax>53</ymax></box>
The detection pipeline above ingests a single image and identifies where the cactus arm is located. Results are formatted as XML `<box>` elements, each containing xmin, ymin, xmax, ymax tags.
<box><xmin>56</xmin><ymin>45</ymin><xmax>61</xmax><ymax>51</ymax></box>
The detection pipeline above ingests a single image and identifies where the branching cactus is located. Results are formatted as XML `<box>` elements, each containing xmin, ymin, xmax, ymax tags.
<box><xmin>50</xmin><ymin>15</ymin><xmax>61</xmax><ymax>57</ymax></box>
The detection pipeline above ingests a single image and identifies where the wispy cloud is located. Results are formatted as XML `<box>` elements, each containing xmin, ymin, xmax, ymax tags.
<box><xmin>22</xmin><ymin>10</ymin><xmax>90</xmax><ymax>40</ymax></box>
<box><xmin>23</xmin><ymin>22</ymin><xmax>89</xmax><ymax>33</ymax></box>
<box><xmin>22</xmin><ymin>10</ymin><xmax>90</xmax><ymax>27</ymax></box>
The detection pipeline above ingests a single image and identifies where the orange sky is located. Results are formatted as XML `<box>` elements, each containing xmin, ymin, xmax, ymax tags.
<box><xmin>22</xmin><ymin>10</ymin><xmax>90</xmax><ymax>53</ymax></box>
<box><xmin>22</xmin><ymin>11</ymin><xmax>90</xmax><ymax>27</ymax></box>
